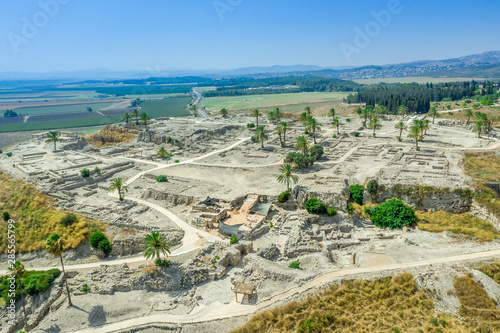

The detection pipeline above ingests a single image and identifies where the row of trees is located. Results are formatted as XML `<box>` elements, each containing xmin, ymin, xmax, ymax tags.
<box><xmin>122</xmin><ymin>110</ymin><xmax>150</xmax><ymax>129</ymax></box>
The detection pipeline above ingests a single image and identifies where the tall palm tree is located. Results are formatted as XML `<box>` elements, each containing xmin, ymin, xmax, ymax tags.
<box><xmin>273</xmin><ymin>125</ymin><xmax>284</xmax><ymax>147</ymax></box>
<box><xmin>361</xmin><ymin>108</ymin><xmax>373</xmax><ymax>126</ymax></box>
<box><xmin>295</xmin><ymin>136</ymin><xmax>309</xmax><ymax>154</ymax></box>
<box><xmin>413</xmin><ymin>119</ymin><xmax>425</xmax><ymax>140</ymax></box>
<box><xmin>472</xmin><ymin>119</ymin><xmax>485</xmax><ymax>138</ymax></box>
<box><xmin>45</xmin><ymin>234</ymin><xmax>72</xmax><ymax>307</ymax></box>
<box><xmin>423</xmin><ymin>119</ymin><xmax>431</xmax><ymax>135</ymax></box>
<box><xmin>328</xmin><ymin>108</ymin><xmax>336</xmax><ymax>121</ymax></box>
<box><xmin>305</xmin><ymin>106</ymin><xmax>311</xmax><ymax>116</ymax></box>
<box><xmin>46</xmin><ymin>131</ymin><xmax>64</xmax><ymax>152</ymax></box>
<box><xmin>277</xmin><ymin>163</ymin><xmax>299</xmax><ymax>191</ymax></box>
<box><xmin>141</xmin><ymin>112</ymin><xmax>150</xmax><ymax>130</ymax></box>
<box><xmin>267</xmin><ymin>111</ymin><xmax>276</xmax><ymax>122</ymax></box>
<box><xmin>143</xmin><ymin>231</ymin><xmax>171</xmax><ymax>264</ymax></box>
<box><xmin>369</xmin><ymin>117</ymin><xmax>382</xmax><ymax>136</ymax></box>
<box><xmin>274</xmin><ymin>108</ymin><xmax>283</xmax><ymax>122</ymax></box>
<box><xmin>398</xmin><ymin>105</ymin><xmax>409</xmax><ymax>119</ymax></box>
<box><xmin>299</xmin><ymin>112</ymin><xmax>308</xmax><ymax>126</ymax></box>
<box><xmin>332</xmin><ymin>118</ymin><xmax>342</xmax><ymax>135</ymax></box>
<box><xmin>122</xmin><ymin>112</ymin><xmax>132</xmax><ymax>124</ymax></box>
<box><xmin>306</xmin><ymin>116</ymin><xmax>321</xmax><ymax>144</ymax></box>
<box><xmin>464</xmin><ymin>109</ymin><xmax>473</xmax><ymax>125</ymax></box>
<box><xmin>251</xmin><ymin>109</ymin><xmax>261</xmax><ymax>127</ymax></box>
<box><xmin>408</xmin><ymin>125</ymin><xmax>421</xmax><ymax>149</ymax></box>
<box><xmin>132</xmin><ymin>109</ymin><xmax>140</xmax><ymax>124</ymax></box>
<box><xmin>428</xmin><ymin>107</ymin><xmax>439</xmax><ymax>124</ymax></box>
<box><xmin>280</xmin><ymin>121</ymin><xmax>289</xmax><ymax>146</ymax></box>
<box><xmin>157</xmin><ymin>147</ymin><xmax>169</xmax><ymax>160</ymax></box>
<box><xmin>395</xmin><ymin>121</ymin><xmax>407</xmax><ymax>141</ymax></box>
<box><xmin>10</xmin><ymin>261</ymin><xmax>28</xmax><ymax>325</ymax></box>
<box><xmin>108</xmin><ymin>177</ymin><xmax>129</xmax><ymax>201</ymax></box>
<box><xmin>255</xmin><ymin>126</ymin><xmax>268</xmax><ymax>149</ymax></box>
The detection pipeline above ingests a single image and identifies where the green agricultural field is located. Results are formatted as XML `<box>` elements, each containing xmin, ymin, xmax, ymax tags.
<box><xmin>138</xmin><ymin>97</ymin><xmax>191</xmax><ymax>118</ymax></box>
<box><xmin>203</xmin><ymin>92</ymin><xmax>349</xmax><ymax>111</ymax></box>
<box><xmin>12</xmin><ymin>102</ymin><xmax>119</xmax><ymax>116</ymax></box>
<box><xmin>352</xmin><ymin>77</ymin><xmax>495</xmax><ymax>85</ymax></box>
<box><xmin>0</xmin><ymin>116</ymin><xmax>116</xmax><ymax>133</ymax></box>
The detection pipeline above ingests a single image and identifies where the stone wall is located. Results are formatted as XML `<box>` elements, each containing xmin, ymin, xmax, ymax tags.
<box><xmin>142</xmin><ymin>188</ymin><xmax>198</xmax><ymax>206</ymax></box>
<box><xmin>470</xmin><ymin>199</ymin><xmax>500</xmax><ymax>231</ymax></box>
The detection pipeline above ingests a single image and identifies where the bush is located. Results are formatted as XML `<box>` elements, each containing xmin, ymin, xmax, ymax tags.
<box><xmin>80</xmin><ymin>168</ymin><xmax>91</xmax><ymax>178</ymax></box>
<box><xmin>277</xmin><ymin>191</ymin><xmax>290</xmax><ymax>203</ymax></box>
<box><xmin>156</xmin><ymin>175</ymin><xmax>168</xmax><ymax>182</ymax></box>
<box><xmin>332</xmin><ymin>134</ymin><xmax>337</xmax><ymax>139</ymax></box>
<box><xmin>346</xmin><ymin>205</ymin><xmax>354</xmax><ymax>214</ymax></box>
<box><xmin>6</xmin><ymin>152</ymin><xmax>12</xmax><ymax>157</ymax></box>
<box><xmin>97</xmin><ymin>238</ymin><xmax>112</xmax><ymax>255</ymax></box>
<box><xmin>230</xmin><ymin>236</ymin><xmax>239</xmax><ymax>245</ymax></box>
<box><xmin>364</xmin><ymin>206</ymin><xmax>371</xmax><ymax>215</ymax></box>
<box><xmin>250</xmin><ymin>136</ymin><xmax>256</xmax><ymax>142</ymax></box>
<box><xmin>349</xmin><ymin>184</ymin><xmax>365</xmax><ymax>205</ymax></box>
<box><xmin>366</xmin><ymin>179</ymin><xmax>378</xmax><ymax>194</ymax></box>
<box><xmin>346</xmin><ymin>118</ymin><xmax>351</xmax><ymax>122</ymax></box>
<box><xmin>289</xmin><ymin>260</ymin><xmax>300</xmax><ymax>269</ymax></box>
<box><xmin>353</xmin><ymin>132</ymin><xmax>360</xmax><ymax>137</ymax></box>
<box><xmin>155</xmin><ymin>258</ymin><xmax>171</xmax><ymax>267</ymax></box>
<box><xmin>247</xmin><ymin>123</ymin><xmax>255</xmax><ymax>129</ymax></box>
<box><xmin>94</xmin><ymin>166</ymin><xmax>101</xmax><ymax>175</ymax></box>
<box><xmin>89</xmin><ymin>231</ymin><xmax>107</xmax><ymax>249</ymax></box>
<box><xmin>167</xmin><ymin>137</ymin><xmax>172</xmax><ymax>143</ymax></box>
<box><xmin>284</xmin><ymin>152</ymin><xmax>314</xmax><ymax>169</ymax></box>
<box><xmin>396</xmin><ymin>136</ymin><xmax>402</xmax><ymax>141</ymax></box>
<box><xmin>0</xmin><ymin>268</ymin><xmax>64</xmax><ymax>301</ymax></box>
<box><xmin>174</xmin><ymin>159</ymin><xmax>180</xmax><ymax>163</ymax></box>
<box><xmin>326</xmin><ymin>207</ymin><xmax>337</xmax><ymax>217</ymax></box>
<box><xmin>2</xmin><ymin>211</ymin><xmax>10</xmax><ymax>222</ymax></box>
<box><xmin>60</xmin><ymin>213</ymin><xmax>78</xmax><ymax>226</ymax></box>
<box><xmin>370</xmin><ymin>198</ymin><xmax>417</xmax><ymax>229</ymax></box>
<box><xmin>81</xmin><ymin>283</ymin><xmax>89</xmax><ymax>293</ymax></box>
<box><xmin>305</xmin><ymin>198</ymin><xmax>327</xmax><ymax>214</ymax></box>
<box><xmin>310</xmin><ymin>145</ymin><xmax>324</xmax><ymax>160</ymax></box>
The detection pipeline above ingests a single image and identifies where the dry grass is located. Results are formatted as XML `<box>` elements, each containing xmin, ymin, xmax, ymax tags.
<box><xmin>84</xmin><ymin>125</ymin><xmax>137</xmax><ymax>147</ymax></box>
<box><xmin>478</xmin><ymin>262</ymin><xmax>500</xmax><ymax>285</ymax></box>
<box><xmin>416</xmin><ymin>210</ymin><xmax>500</xmax><ymax>241</ymax></box>
<box><xmin>463</xmin><ymin>153</ymin><xmax>500</xmax><ymax>219</ymax></box>
<box><xmin>453</xmin><ymin>275</ymin><xmax>500</xmax><ymax>331</ymax></box>
<box><xmin>0</xmin><ymin>171</ymin><xmax>102</xmax><ymax>252</ymax></box>
<box><xmin>233</xmin><ymin>273</ymin><xmax>467</xmax><ymax>333</ymax></box>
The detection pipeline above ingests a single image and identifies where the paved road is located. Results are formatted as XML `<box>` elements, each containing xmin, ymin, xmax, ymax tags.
<box><xmin>192</xmin><ymin>88</ymin><xmax>209</xmax><ymax>119</ymax></box>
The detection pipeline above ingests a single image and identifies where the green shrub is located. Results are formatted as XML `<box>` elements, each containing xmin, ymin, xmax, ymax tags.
<box><xmin>310</xmin><ymin>145</ymin><xmax>324</xmax><ymax>160</ymax></box>
<box><xmin>346</xmin><ymin>205</ymin><xmax>354</xmax><ymax>214</ymax></box>
<box><xmin>332</xmin><ymin>134</ymin><xmax>337</xmax><ymax>139</ymax></box>
<box><xmin>156</xmin><ymin>175</ymin><xmax>168</xmax><ymax>182</ymax></box>
<box><xmin>366</xmin><ymin>179</ymin><xmax>378</xmax><ymax>194</ymax></box>
<box><xmin>6</xmin><ymin>152</ymin><xmax>12</xmax><ymax>157</ymax></box>
<box><xmin>370</xmin><ymin>198</ymin><xmax>417</xmax><ymax>229</ymax></box>
<box><xmin>284</xmin><ymin>152</ymin><xmax>314</xmax><ymax>169</ymax></box>
<box><xmin>2</xmin><ymin>211</ymin><xmax>10</xmax><ymax>222</ymax></box>
<box><xmin>80</xmin><ymin>168</ymin><xmax>91</xmax><ymax>178</ymax></box>
<box><xmin>89</xmin><ymin>231</ymin><xmax>107</xmax><ymax>249</ymax></box>
<box><xmin>305</xmin><ymin>198</ymin><xmax>327</xmax><ymax>214</ymax></box>
<box><xmin>364</xmin><ymin>206</ymin><xmax>371</xmax><ymax>215</ymax></box>
<box><xmin>60</xmin><ymin>213</ymin><xmax>77</xmax><ymax>226</ymax></box>
<box><xmin>0</xmin><ymin>269</ymin><xmax>62</xmax><ymax>301</ymax></box>
<box><xmin>289</xmin><ymin>260</ymin><xmax>300</xmax><ymax>269</ymax></box>
<box><xmin>349</xmin><ymin>184</ymin><xmax>365</xmax><ymax>205</ymax></box>
<box><xmin>174</xmin><ymin>159</ymin><xmax>180</xmax><ymax>163</ymax></box>
<box><xmin>97</xmin><ymin>238</ymin><xmax>112</xmax><ymax>255</ymax></box>
<box><xmin>250</xmin><ymin>136</ymin><xmax>256</xmax><ymax>142</ymax></box>
<box><xmin>155</xmin><ymin>258</ymin><xmax>171</xmax><ymax>267</ymax></box>
<box><xmin>353</xmin><ymin>132</ymin><xmax>360</xmax><ymax>137</ymax></box>
<box><xmin>230</xmin><ymin>236</ymin><xmax>239</xmax><ymax>245</ymax></box>
<box><xmin>326</xmin><ymin>207</ymin><xmax>337</xmax><ymax>217</ymax></box>
<box><xmin>277</xmin><ymin>191</ymin><xmax>290</xmax><ymax>203</ymax></box>
<box><xmin>247</xmin><ymin>123</ymin><xmax>255</xmax><ymax>129</ymax></box>
<box><xmin>81</xmin><ymin>283</ymin><xmax>89</xmax><ymax>293</ymax></box>
<box><xmin>430</xmin><ymin>318</ymin><xmax>439</xmax><ymax>326</ymax></box>
<box><xmin>0</xmin><ymin>149</ymin><xmax>2</xmax><ymax>154</ymax></box>
<box><xmin>346</xmin><ymin>118</ymin><xmax>351</xmax><ymax>122</ymax></box>
<box><xmin>94</xmin><ymin>166</ymin><xmax>101</xmax><ymax>175</ymax></box>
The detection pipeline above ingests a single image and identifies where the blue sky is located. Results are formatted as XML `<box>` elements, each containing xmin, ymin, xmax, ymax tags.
<box><xmin>1</xmin><ymin>0</ymin><xmax>500</xmax><ymax>72</ymax></box>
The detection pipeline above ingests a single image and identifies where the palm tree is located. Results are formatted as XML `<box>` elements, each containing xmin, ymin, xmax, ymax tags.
<box><xmin>274</xmin><ymin>108</ymin><xmax>283</xmax><ymax>122</ymax></box>
<box><xmin>273</xmin><ymin>125</ymin><xmax>284</xmax><ymax>147</ymax></box>
<box><xmin>464</xmin><ymin>109</ymin><xmax>473</xmax><ymax>125</ymax></box>
<box><xmin>132</xmin><ymin>109</ymin><xmax>140</xmax><ymax>124</ymax></box>
<box><xmin>305</xmin><ymin>106</ymin><xmax>311</xmax><ymax>116</ymax></box>
<box><xmin>255</xmin><ymin>126</ymin><xmax>268</xmax><ymax>149</ymax></box>
<box><xmin>122</xmin><ymin>112</ymin><xmax>132</xmax><ymax>124</ymax></box>
<box><xmin>472</xmin><ymin>119</ymin><xmax>485</xmax><ymax>138</ymax></box>
<box><xmin>220</xmin><ymin>108</ymin><xmax>228</xmax><ymax>117</ymax></box>
<box><xmin>423</xmin><ymin>119</ymin><xmax>431</xmax><ymax>135</ymax></box>
<box><xmin>361</xmin><ymin>108</ymin><xmax>373</xmax><ymax>126</ymax></box>
<box><xmin>267</xmin><ymin>111</ymin><xmax>276</xmax><ymax>122</ymax></box>
<box><xmin>395</xmin><ymin>121</ymin><xmax>407</xmax><ymax>141</ymax></box>
<box><xmin>157</xmin><ymin>147</ymin><xmax>169</xmax><ymax>160</ymax></box>
<box><xmin>369</xmin><ymin>117</ymin><xmax>382</xmax><ymax>136</ymax></box>
<box><xmin>296</xmin><ymin>136</ymin><xmax>309</xmax><ymax>154</ymax></box>
<box><xmin>408</xmin><ymin>125</ymin><xmax>421</xmax><ymax>149</ymax></box>
<box><xmin>108</xmin><ymin>177</ymin><xmax>129</xmax><ymax>201</ymax></box>
<box><xmin>305</xmin><ymin>116</ymin><xmax>321</xmax><ymax>144</ymax></box>
<box><xmin>141</xmin><ymin>112</ymin><xmax>150</xmax><ymax>130</ymax></box>
<box><xmin>10</xmin><ymin>261</ymin><xmax>28</xmax><ymax>325</ymax></box>
<box><xmin>46</xmin><ymin>131</ymin><xmax>64</xmax><ymax>152</ymax></box>
<box><xmin>277</xmin><ymin>163</ymin><xmax>299</xmax><ymax>191</ymax></box>
<box><xmin>280</xmin><ymin>121</ymin><xmax>289</xmax><ymax>146</ymax></box>
<box><xmin>251</xmin><ymin>109</ymin><xmax>261</xmax><ymax>127</ymax></box>
<box><xmin>332</xmin><ymin>118</ymin><xmax>342</xmax><ymax>135</ymax></box>
<box><xmin>328</xmin><ymin>108</ymin><xmax>336</xmax><ymax>121</ymax></box>
<box><xmin>45</xmin><ymin>234</ymin><xmax>72</xmax><ymax>307</ymax></box>
<box><xmin>398</xmin><ymin>105</ymin><xmax>409</xmax><ymax>119</ymax></box>
<box><xmin>143</xmin><ymin>231</ymin><xmax>171</xmax><ymax>264</ymax></box>
<box><xmin>299</xmin><ymin>112</ymin><xmax>308</xmax><ymax>125</ymax></box>
<box><xmin>428</xmin><ymin>107</ymin><xmax>439</xmax><ymax>124</ymax></box>
<box><xmin>374</xmin><ymin>105</ymin><xmax>387</xmax><ymax>115</ymax></box>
